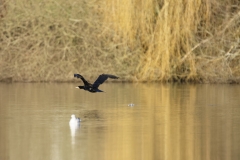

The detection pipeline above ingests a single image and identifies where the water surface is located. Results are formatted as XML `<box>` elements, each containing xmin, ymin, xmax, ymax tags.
<box><xmin>0</xmin><ymin>83</ymin><xmax>240</xmax><ymax>160</ymax></box>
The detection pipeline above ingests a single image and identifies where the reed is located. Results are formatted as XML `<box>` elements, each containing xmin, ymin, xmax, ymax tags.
<box><xmin>0</xmin><ymin>0</ymin><xmax>138</xmax><ymax>82</ymax></box>
<box><xmin>0</xmin><ymin>0</ymin><xmax>239</xmax><ymax>82</ymax></box>
<box><xmin>102</xmin><ymin>0</ymin><xmax>240</xmax><ymax>82</ymax></box>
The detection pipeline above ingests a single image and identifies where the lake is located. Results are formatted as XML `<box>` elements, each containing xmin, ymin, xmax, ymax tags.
<box><xmin>0</xmin><ymin>83</ymin><xmax>240</xmax><ymax>160</ymax></box>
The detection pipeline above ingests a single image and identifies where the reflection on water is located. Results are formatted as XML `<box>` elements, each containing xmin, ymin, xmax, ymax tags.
<box><xmin>0</xmin><ymin>83</ymin><xmax>240</xmax><ymax>160</ymax></box>
<box><xmin>69</xmin><ymin>121</ymin><xmax>80</xmax><ymax>145</ymax></box>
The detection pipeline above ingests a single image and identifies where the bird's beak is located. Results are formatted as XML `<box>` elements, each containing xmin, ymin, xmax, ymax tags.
<box><xmin>75</xmin><ymin>87</ymin><xmax>79</xmax><ymax>89</ymax></box>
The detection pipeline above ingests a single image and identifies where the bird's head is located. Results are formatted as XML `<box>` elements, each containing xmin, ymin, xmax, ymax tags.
<box><xmin>71</xmin><ymin>114</ymin><xmax>76</xmax><ymax>118</ymax></box>
<box><xmin>76</xmin><ymin>86</ymin><xmax>84</xmax><ymax>89</ymax></box>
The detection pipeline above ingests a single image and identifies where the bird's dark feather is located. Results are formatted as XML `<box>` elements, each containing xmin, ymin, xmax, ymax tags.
<box><xmin>74</xmin><ymin>74</ymin><xmax>91</xmax><ymax>86</ymax></box>
<box><xmin>92</xmin><ymin>74</ymin><xmax>119</xmax><ymax>89</ymax></box>
<box><xmin>74</xmin><ymin>73</ymin><xmax>118</xmax><ymax>93</ymax></box>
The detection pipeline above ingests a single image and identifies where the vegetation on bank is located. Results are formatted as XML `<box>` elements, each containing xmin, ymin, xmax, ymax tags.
<box><xmin>0</xmin><ymin>0</ymin><xmax>239</xmax><ymax>83</ymax></box>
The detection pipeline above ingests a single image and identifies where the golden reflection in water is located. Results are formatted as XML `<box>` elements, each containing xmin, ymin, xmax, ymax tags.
<box><xmin>141</xmin><ymin>83</ymin><xmax>240</xmax><ymax>160</ymax></box>
<box><xmin>71</xmin><ymin>83</ymin><xmax>239</xmax><ymax>160</ymax></box>
<box><xmin>0</xmin><ymin>83</ymin><xmax>240</xmax><ymax>160</ymax></box>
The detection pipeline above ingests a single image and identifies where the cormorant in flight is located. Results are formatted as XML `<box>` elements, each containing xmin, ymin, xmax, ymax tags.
<box><xmin>74</xmin><ymin>74</ymin><xmax>119</xmax><ymax>93</ymax></box>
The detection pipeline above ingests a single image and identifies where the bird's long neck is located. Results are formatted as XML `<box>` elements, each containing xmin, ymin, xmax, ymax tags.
<box><xmin>79</xmin><ymin>86</ymin><xmax>85</xmax><ymax>89</ymax></box>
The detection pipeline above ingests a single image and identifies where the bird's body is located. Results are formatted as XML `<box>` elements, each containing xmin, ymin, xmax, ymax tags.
<box><xmin>69</xmin><ymin>114</ymin><xmax>81</xmax><ymax>126</ymax></box>
<box><xmin>74</xmin><ymin>74</ymin><xmax>119</xmax><ymax>93</ymax></box>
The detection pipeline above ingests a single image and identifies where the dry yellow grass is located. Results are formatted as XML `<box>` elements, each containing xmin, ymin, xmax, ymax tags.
<box><xmin>0</xmin><ymin>0</ymin><xmax>139</xmax><ymax>82</ymax></box>
<box><xmin>103</xmin><ymin>0</ymin><xmax>240</xmax><ymax>82</ymax></box>
<box><xmin>0</xmin><ymin>0</ymin><xmax>240</xmax><ymax>82</ymax></box>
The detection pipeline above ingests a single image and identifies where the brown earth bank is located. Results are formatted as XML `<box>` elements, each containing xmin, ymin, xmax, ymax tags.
<box><xmin>0</xmin><ymin>0</ymin><xmax>240</xmax><ymax>83</ymax></box>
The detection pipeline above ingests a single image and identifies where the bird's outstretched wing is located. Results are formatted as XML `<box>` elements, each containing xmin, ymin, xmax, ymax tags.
<box><xmin>92</xmin><ymin>74</ymin><xmax>119</xmax><ymax>89</ymax></box>
<box><xmin>74</xmin><ymin>74</ymin><xmax>91</xmax><ymax>86</ymax></box>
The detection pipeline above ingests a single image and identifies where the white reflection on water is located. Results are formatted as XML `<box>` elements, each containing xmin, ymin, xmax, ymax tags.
<box><xmin>69</xmin><ymin>122</ymin><xmax>81</xmax><ymax>145</ymax></box>
<box><xmin>1</xmin><ymin>83</ymin><xmax>240</xmax><ymax>160</ymax></box>
<box><xmin>128</xmin><ymin>103</ymin><xmax>135</xmax><ymax>107</ymax></box>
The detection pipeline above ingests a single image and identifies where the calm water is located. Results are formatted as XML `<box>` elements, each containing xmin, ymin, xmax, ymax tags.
<box><xmin>0</xmin><ymin>83</ymin><xmax>240</xmax><ymax>160</ymax></box>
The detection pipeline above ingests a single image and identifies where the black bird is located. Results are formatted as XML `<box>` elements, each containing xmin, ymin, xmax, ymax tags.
<box><xmin>74</xmin><ymin>74</ymin><xmax>119</xmax><ymax>93</ymax></box>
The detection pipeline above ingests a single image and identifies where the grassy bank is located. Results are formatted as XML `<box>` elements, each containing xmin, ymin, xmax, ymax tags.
<box><xmin>0</xmin><ymin>0</ymin><xmax>240</xmax><ymax>82</ymax></box>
